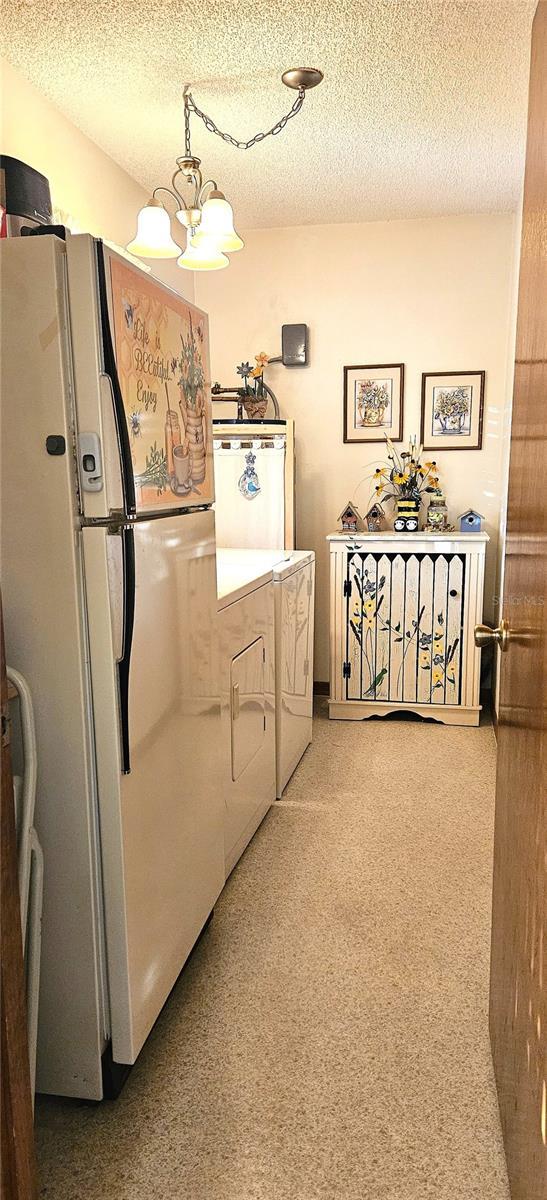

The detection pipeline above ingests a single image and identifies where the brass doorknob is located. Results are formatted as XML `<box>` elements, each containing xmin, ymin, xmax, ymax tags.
<box><xmin>474</xmin><ymin>619</ymin><xmax>511</xmax><ymax>652</ymax></box>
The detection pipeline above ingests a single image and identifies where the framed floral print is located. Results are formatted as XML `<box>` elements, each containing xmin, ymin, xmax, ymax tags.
<box><xmin>343</xmin><ymin>363</ymin><xmax>404</xmax><ymax>444</ymax></box>
<box><xmin>420</xmin><ymin>370</ymin><xmax>485</xmax><ymax>451</ymax></box>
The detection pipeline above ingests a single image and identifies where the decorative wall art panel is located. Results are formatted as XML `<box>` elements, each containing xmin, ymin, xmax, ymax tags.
<box><xmin>344</xmin><ymin>551</ymin><xmax>464</xmax><ymax>706</ymax></box>
<box><xmin>343</xmin><ymin>363</ymin><xmax>404</xmax><ymax>444</ymax></box>
<box><xmin>109</xmin><ymin>255</ymin><xmax>214</xmax><ymax>513</ymax></box>
<box><xmin>420</xmin><ymin>371</ymin><xmax>485</xmax><ymax>451</ymax></box>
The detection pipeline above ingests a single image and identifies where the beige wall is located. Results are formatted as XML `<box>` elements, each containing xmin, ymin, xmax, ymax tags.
<box><xmin>196</xmin><ymin>214</ymin><xmax>517</xmax><ymax>680</ymax></box>
<box><xmin>0</xmin><ymin>58</ymin><xmax>193</xmax><ymax>301</ymax></box>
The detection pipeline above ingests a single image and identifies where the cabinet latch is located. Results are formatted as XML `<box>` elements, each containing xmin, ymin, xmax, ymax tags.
<box><xmin>343</xmin><ymin>579</ymin><xmax>352</xmax><ymax>598</ymax></box>
<box><xmin>342</xmin><ymin>661</ymin><xmax>351</xmax><ymax>679</ymax></box>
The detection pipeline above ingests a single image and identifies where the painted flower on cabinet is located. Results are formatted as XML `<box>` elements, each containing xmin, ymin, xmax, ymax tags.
<box><xmin>418</xmin><ymin>613</ymin><xmax>459</xmax><ymax>692</ymax></box>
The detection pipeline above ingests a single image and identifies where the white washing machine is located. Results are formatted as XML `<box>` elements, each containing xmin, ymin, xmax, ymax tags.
<box><xmin>272</xmin><ymin>551</ymin><xmax>315</xmax><ymax>797</ymax></box>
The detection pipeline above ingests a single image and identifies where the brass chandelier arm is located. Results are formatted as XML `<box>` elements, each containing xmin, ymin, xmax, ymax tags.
<box><xmin>154</xmin><ymin>160</ymin><xmax>212</xmax><ymax>222</ymax></box>
<box><xmin>198</xmin><ymin>178</ymin><xmax>220</xmax><ymax>206</ymax></box>
<box><xmin>151</xmin><ymin>167</ymin><xmax>222</xmax><ymax>236</ymax></box>
<box><xmin>173</xmin><ymin>161</ymin><xmax>202</xmax><ymax>206</ymax></box>
<box><xmin>152</xmin><ymin>184</ymin><xmax>187</xmax><ymax>210</ymax></box>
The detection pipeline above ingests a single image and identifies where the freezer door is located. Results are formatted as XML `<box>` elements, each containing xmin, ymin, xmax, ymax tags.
<box><xmin>66</xmin><ymin>236</ymin><xmax>215</xmax><ymax>519</ymax></box>
<box><xmin>82</xmin><ymin>508</ymin><xmax>223</xmax><ymax>1065</ymax></box>
<box><xmin>104</xmin><ymin>244</ymin><xmax>215</xmax><ymax>515</ymax></box>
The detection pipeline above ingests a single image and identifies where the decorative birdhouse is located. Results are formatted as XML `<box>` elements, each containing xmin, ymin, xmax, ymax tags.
<box><xmin>364</xmin><ymin>502</ymin><xmax>385</xmax><ymax>533</ymax></box>
<box><xmin>458</xmin><ymin>509</ymin><xmax>484</xmax><ymax>533</ymax></box>
<box><xmin>338</xmin><ymin>501</ymin><xmax>363</xmax><ymax>533</ymax></box>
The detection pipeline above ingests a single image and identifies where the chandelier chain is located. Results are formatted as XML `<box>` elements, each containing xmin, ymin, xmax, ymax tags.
<box><xmin>184</xmin><ymin>96</ymin><xmax>192</xmax><ymax>157</ymax></box>
<box><xmin>184</xmin><ymin>88</ymin><xmax>306</xmax><ymax>152</ymax></box>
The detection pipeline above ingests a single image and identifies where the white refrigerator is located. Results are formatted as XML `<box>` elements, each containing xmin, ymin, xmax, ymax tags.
<box><xmin>1</xmin><ymin>233</ymin><xmax>224</xmax><ymax>1099</ymax></box>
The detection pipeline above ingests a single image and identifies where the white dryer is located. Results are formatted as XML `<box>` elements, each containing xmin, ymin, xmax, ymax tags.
<box><xmin>216</xmin><ymin>548</ymin><xmax>315</xmax><ymax>802</ymax></box>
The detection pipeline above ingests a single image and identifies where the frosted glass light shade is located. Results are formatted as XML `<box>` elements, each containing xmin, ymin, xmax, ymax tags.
<box><xmin>177</xmin><ymin>235</ymin><xmax>229</xmax><ymax>272</ymax></box>
<box><xmin>192</xmin><ymin>193</ymin><xmax>244</xmax><ymax>253</ymax></box>
<box><xmin>126</xmin><ymin>201</ymin><xmax>180</xmax><ymax>259</ymax></box>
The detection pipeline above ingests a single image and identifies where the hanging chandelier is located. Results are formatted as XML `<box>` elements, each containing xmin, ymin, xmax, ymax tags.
<box><xmin>127</xmin><ymin>68</ymin><xmax>323</xmax><ymax>272</ymax></box>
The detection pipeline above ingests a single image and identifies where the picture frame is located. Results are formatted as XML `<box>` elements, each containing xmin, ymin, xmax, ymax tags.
<box><xmin>420</xmin><ymin>370</ymin><xmax>485</xmax><ymax>451</ymax></box>
<box><xmin>343</xmin><ymin>363</ymin><xmax>404</xmax><ymax>444</ymax></box>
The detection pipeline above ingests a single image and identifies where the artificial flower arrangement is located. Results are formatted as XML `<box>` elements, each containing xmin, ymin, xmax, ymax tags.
<box><xmin>371</xmin><ymin>435</ymin><xmax>440</xmax><ymax>505</ymax></box>
<box><xmin>355</xmin><ymin>435</ymin><xmax>443</xmax><ymax>531</ymax></box>
<box><xmin>236</xmin><ymin>352</ymin><xmax>270</xmax><ymax>418</ymax></box>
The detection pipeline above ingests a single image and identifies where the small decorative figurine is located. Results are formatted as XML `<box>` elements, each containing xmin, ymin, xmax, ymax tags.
<box><xmin>458</xmin><ymin>508</ymin><xmax>484</xmax><ymax>532</ymax></box>
<box><xmin>425</xmin><ymin>490</ymin><xmax>454</xmax><ymax>533</ymax></box>
<box><xmin>338</xmin><ymin>502</ymin><xmax>363</xmax><ymax>533</ymax></box>
<box><xmin>364</xmin><ymin>501</ymin><xmax>385</xmax><ymax>533</ymax></box>
<box><xmin>238</xmin><ymin>450</ymin><xmax>261</xmax><ymax>500</ymax></box>
<box><xmin>393</xmin><ymin>498</ymin><xmax>420</xmax><ymax>533</ymax></box>
<box><xmin>238</xmin><ymin>353</ymin><xmax>270</xmax><ymax>419</ymax></box>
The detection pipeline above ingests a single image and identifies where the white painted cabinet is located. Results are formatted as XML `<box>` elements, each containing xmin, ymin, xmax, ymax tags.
<box><xmin>328</xmin><ymin>532</ymin><xmax>488</xmax><ymax>726</ymax></box>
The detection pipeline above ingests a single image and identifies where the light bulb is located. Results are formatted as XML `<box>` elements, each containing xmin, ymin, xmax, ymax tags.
<box><xmin>191</xmin><ymin>190</ymin><xmax>244</xmax><ymax>253</ymax></box>
<box><xmin>177</xmin><ymin>234</ymin><xmax>229</xmax><ymax>272</ymax></box>
<box><xmin>126</xmin><ymin>200</ymin><xmax>180</xmax><ymax>259</ymax></box>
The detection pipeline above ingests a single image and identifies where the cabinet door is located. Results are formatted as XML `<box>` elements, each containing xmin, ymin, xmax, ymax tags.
<box><xmin>344</xmin><ymin>551</ymin><xmax>465</xmax><ymax>705</ymax></box>
<box><xmin>230</xmin><ymin>637</ymin><xmax>265</xmax><ymax>782</ymax></box>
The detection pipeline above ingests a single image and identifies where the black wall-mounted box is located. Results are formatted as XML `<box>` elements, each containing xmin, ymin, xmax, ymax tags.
<box><xmin>281</xmin><ymin>323</ymin><xmax>308</xmax><ymax>367</ymax></box>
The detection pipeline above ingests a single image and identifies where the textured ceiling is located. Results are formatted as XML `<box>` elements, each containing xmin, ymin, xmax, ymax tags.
<box><xmin>2</xmin><ymin>1</ymin><xmax>536</xmax><ymax>228</ymax></box>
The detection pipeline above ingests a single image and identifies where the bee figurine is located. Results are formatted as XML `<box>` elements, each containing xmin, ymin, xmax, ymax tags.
<box><xmin>393</xmin><ymin>498</ymin><xmax>420</xmax><ymax>533</ymax></box>
<box><xmin>129</xmin><ymin>409</ymin><xmax>142</xmax><ymax>439</ymax></box>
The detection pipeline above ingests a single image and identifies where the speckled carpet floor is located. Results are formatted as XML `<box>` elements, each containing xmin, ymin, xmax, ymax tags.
<box><xmin>36</xmin><ymin>701</ymin><xmax>509</xmax><ymax>1199</ymax></box>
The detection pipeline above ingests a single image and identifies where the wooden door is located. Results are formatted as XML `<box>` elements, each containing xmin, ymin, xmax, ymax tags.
<box><xmin>489</xmin><ymin>4</ymin><xmax>547</xmax><ymax>1197</ymax></box>
<box><xmin>0</xmin><ymin>597</ymin><xmax>38</xmax><ymax>1199</ymax></box>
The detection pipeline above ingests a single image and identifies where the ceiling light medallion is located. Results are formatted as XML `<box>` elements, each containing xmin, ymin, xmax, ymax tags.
<box><xmin>127</xmin><ymin>69</ymin><xmax>323</xmax><ymax>272</ymax></box>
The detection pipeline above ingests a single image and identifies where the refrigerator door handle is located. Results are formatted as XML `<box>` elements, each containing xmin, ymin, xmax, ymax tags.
<box><xmin>117</xmin><ymin>525</ymin><xmax>136</xmax><ymax>775</ymax></box>
<box><xmin>95</xmin><ymin>242</ymin><xmax>137</xmax><ymax>518</ymax></box>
